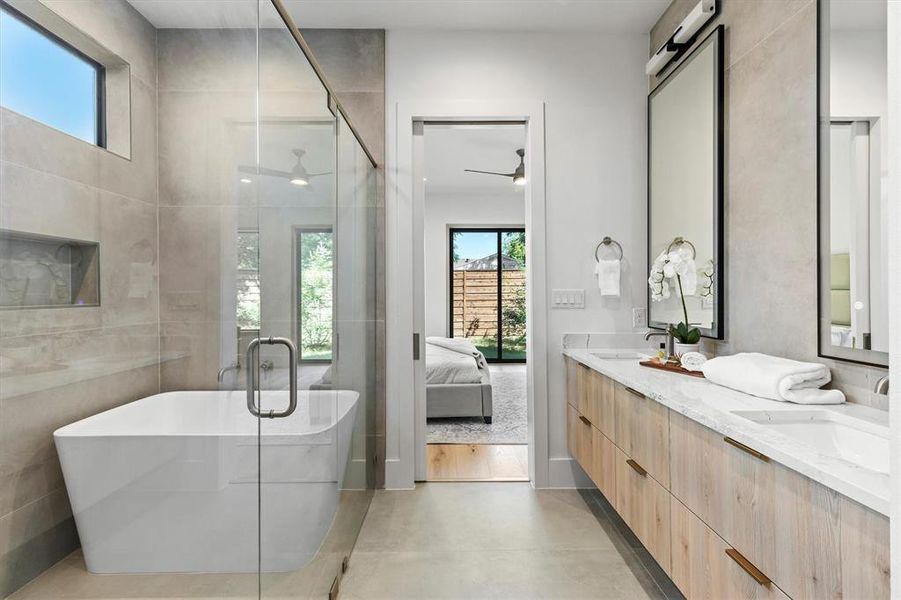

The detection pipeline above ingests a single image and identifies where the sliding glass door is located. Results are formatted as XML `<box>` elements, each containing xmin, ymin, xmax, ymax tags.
<box><xmin>450</xmin><ymin>228</ymin><xmax>526</xmax><ymax>362</ymax></box>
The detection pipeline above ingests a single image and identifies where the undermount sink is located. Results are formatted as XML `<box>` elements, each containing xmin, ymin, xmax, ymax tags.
<box><xmin>731</xmin><ymin>410</ymin><xmax>889</xmax><ymax>474</ymax></box>
<box><xmin>589</xmin><ymin>351</ymin><xmax>650</xmax><ymax>360</ymax></box>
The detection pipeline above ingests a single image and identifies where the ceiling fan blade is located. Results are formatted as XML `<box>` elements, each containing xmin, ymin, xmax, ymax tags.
<box><xmin>463</xmin><ymin>169</ymin><xmax>515</xmax><ymax>178</ymax></box>
<box><xmin>308</xmin><ymin>172</ymin><xmax>333</xmax><ymax>178</ymax></box>
<box><xmin>238</xmin><ymin>165</ymin><xmax>294</xmax><ymax>179</ymax></box>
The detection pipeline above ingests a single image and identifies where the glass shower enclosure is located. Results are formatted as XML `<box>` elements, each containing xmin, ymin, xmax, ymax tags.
<box><xmin>0</xmin><ymin>0</ymin><xmax>378</xmax><ymax>598</ymax></box>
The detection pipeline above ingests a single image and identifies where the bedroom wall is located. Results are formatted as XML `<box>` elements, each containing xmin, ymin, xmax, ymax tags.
<box><xmin>423</xmin><ymin>193</ymin><xmax>525</xmax><ymax>338</ymax></box>
<box><xmin>386</xmin><ymin>30</ymin><xmax>649</xmax><ymax>487</ymax></box>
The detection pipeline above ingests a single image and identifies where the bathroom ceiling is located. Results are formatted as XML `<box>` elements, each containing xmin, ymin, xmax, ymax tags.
<box><xmin>128</xmin><ymin>0</ymin><xmax>669</xmax><ymax>32</ymax></box>
<box><xmin>423</xmin><ymin>124</ymin><xmax>527</xmax><ymax>197</ymax></box>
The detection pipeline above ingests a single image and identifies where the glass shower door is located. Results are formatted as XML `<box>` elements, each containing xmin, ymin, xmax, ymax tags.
<box><xmin>252</xmin><ymin>2</ymin><xmax>376</xmax><ymax>598</ymax></box>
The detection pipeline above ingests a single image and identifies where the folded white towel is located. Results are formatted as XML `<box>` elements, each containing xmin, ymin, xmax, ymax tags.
<box><xmin>594</xmin><ymin>259</ymin><xmax>621</xmax><ymax>297</ymax></box>
<box><xmin>700</xmin><ymin>352</ymin><xmax>845</xmax><ymax>404</ymax></box>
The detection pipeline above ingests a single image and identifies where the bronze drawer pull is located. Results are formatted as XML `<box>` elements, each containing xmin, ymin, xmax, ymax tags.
<box><xmin>725</xmin><ymin>548</ymin><xmax>771</xmax><ymax>585</ymax></box>
<box><xmin>578</xmin><ymin>415</ymin><xmax>592</xmax><ymax>426</ymax></box>
<box><xmin>624</xmin><ymin>386</ymin><xmax>644</xmax><ymax>398</ymax></box>
<box><xmin>724</xmin><ymin>437</ymin><xmax>770</xmax><ymax>462</ymax></box>
<box><xmin>626</xmin><ymin>459</ymin><xmax>647</xmax><ymax>477</ymax></box>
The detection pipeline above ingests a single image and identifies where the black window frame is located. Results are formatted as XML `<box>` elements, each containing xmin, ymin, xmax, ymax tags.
<box><xmin>448</xmin><ymin>227</ymin><xmax>526</xmax><ymax>364</ymax></box>
<box><xmin>0</xmin><ymin>1</ymin><xmax>106</xmax><ymax>148</ymax></box>
<box><xmin>294</xmin><ymin>226</ymin><xmax>334</xmax><ymax>364</ymax></box>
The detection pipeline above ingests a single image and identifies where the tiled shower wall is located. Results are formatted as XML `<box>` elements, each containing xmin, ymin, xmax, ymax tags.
<box><xmin>0</xmin><ymin>1</ymin><xmax>160</xmax><ymax>595</ymax></box>
<box><xmin>0</xmin><ymin>2</ymin><xmax>386</xmax><ymax>596</ymax></box>
<box><xmin>650</xmin><ymin>0</ymin><xmax>889</xmax><ymax>409</ymax></box>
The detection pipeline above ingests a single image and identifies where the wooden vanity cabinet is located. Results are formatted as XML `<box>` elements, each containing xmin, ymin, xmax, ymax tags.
<box><xmin>614</xmin><ymin>445</ymin><xmax>671</xmax><ymax>572</ymax></box>
<box><xmin>671</xmin><ymin>496</ymin><xmax>790</xmax><ymax>600</ymax></box>
<box><xmin>591</xmin><ymin>426</ymin><xmax>616</xmax><ymax>501</ymax></box>
<box><xmin>589</xmin><ymin>369</ymin><xmax>615</xmax><ymax>440</ymax></box>
<box><xmin>565</xmin><ymin>356</ymin><xmax>579</xmax><ymax>410</ymax></box>
<box><xmin>564</xmin><ymin>357</ymin><xmax>889</xmax><ymax>600</ymax></box>
<box><xmin>613</xmin><ymin>382</ymin><xmax>669</xmax><ymax>487</ymax></box>
<box><xmin>670</xmin><ymin>410</ymin><xmax>887</xmax><ymax>600</ymax></box>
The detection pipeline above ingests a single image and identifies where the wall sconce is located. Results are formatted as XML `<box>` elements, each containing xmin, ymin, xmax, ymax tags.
<box><xmin>645</xmin><ymin>0</ymin><xmax>717</xmax><ymax>77</ymax></box>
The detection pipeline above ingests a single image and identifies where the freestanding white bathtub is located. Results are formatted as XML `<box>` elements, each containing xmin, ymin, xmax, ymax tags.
<box><xmin>54</xmin><ymin>389</ymin><xmax>359</xmax><ymax>574</ymax></box>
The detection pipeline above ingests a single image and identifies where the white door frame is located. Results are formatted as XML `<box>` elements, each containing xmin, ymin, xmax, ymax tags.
<box><xmin>386</xmin><ymin>99</ymin><xmax>548</xmax><ymax>488</ymax></box>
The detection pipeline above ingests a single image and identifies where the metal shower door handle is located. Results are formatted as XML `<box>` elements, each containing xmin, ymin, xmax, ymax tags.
<box><xmin>245</xmin><ymin>336</ymin><xmax>298</xmax><ymax>418</ymax></box>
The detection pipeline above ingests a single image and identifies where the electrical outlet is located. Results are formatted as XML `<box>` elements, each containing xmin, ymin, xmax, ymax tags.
<box><xmin>632</xmin><ymin>307</ymin><xmax>647</xmax><ymax>328</ymax></box>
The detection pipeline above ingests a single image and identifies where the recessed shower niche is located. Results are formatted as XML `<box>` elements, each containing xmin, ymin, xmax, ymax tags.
<box><xmin>0</xmin><ymin>230</ymin><xmax>100</xmax><ymax>309</ymax></box>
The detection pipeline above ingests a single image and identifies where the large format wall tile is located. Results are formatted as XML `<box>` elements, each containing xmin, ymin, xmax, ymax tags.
<box><xmin>98</xmin><ymin>192</ymin><xmax>159</xmax><ymax>328</ymax></box>
<box><xmin>41</xmin><ymin>0</ymin><xmax>158</xmax><ymax>88</ymax></box>
<box><xmin>0</xmin><ymin>1</ymin><xmax>161</xmax><ymax>593</ymax></box>
<box><xmin>648</xmin><ymin>0</ymin><xmax>886</xmax><ymax>406</ymax></box>
<box><xmin>725</xmin><ymin>2</ymin><xmax>818</xmax><ymax>359</ymax></box>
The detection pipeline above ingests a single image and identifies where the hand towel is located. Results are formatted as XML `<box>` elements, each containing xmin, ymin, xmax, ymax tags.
<box><xmin>594</xmin><ymin>259</ymin><xmax>621</xmax><ymax>297</ymax></box>
<box><xmin>679</xmin><ymin>259</ymin><xmax>698</xmax><ymax>295</ymax></box>
<box><xmin>700</xmin><ymin>352</ymin><xmax>845</xmax><ymax>404</ymax></box>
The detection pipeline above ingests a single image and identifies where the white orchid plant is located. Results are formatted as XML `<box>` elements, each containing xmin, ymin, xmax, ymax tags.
<box><xmin>648</xmin><ymin>246</ymin><xmax>701</xmax><ymax>345</ymax></box>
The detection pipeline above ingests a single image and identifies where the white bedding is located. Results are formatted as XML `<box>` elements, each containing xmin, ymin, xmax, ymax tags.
<box><xmin>425</xmin><ymin>337</ymin><xmax>487</xmax><ymax>385</ymax></box>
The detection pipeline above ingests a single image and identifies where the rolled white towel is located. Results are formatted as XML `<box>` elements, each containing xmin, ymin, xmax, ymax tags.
<box><xmin>594</xmin><ymin>259</ymin><xmax>621</xmax><ymax>297</ymax></box>
<box><xmin>700</xmin><ymin>352</ymin><xmax>845</xmax><ymax>404</ymax></box>
<box><xmin>679</xmin><ymin>351</ymin><xmax>707</xmax><ymax>372</ymax></box>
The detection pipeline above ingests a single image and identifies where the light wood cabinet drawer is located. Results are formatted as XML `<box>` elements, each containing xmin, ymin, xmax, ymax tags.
<box><xmin>589</xmin><ymin>370</ymin><xmax>615</xmax><ymax>440</ymax></box>
<box><xmin>567</xmin><ymin>403</ymin><xmax>594</xmax><ymax>475</ymax></box>
<box><xmin>840</xmin><ymin>495</ymin><xmax>890</xmax><ymax>599</ymax></box>
<box><xmin>614</xmin><ymin>445</ymin><xmax>670</xmax><ymax>573</ymax></box>
<box><xmin>614</xmin><ymin>382</ymin><xmax>670</xmax><ymax>488</ymax></box>
<box><xmin>671</xmin><ymin>496</ymin><xmax>789</xmax><ymax>600</ymax></box>
<box><xmin>565</xmin><ymin>356</ymin><xmax>578</xmax><ymax>409</ymax></box>
<box><xmin>669</xmin><ymin>411</ymin><xmax>880</xmax><ymax>600</ymax></box>
<box><xmin>590</xmin><ymin>426</ymin><xmax>615</xmax><ymax>502</ymax></box>
<box><xmin>576</xmin><ymin>363</ymin><xmax>594</xmax><ymax>424</ymax></box>
<box><xmin>566</xmin><ymin>402</ymin><xmax>579</xmax><ymax>461</ymax></box>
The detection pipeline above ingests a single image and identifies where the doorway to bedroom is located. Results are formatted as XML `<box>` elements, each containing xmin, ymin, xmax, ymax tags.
<box><xmin>419</xmin><ymin>123</ymin><xmax>529</xmax><ymax>482</ymax></box>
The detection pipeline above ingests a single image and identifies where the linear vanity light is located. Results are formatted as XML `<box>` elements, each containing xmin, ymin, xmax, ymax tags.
<box><xmin>645</xmin><ymin>0</ymin><xmax>716</xmax><ymax>77</ymax></box>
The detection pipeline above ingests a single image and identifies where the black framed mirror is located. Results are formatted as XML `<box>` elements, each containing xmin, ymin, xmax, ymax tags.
<box><xmin>817</xmin><ymin>0</ymin><xmax>888</xmax><ymax>367</ymax></box>
<box><xmin>647</xmin><ymin>26</ymin><xmax>724</xmax><ymax>339</ymax></box>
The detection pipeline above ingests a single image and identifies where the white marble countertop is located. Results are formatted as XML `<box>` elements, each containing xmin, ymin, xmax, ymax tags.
<box><xmin>563</xmin><ymin>348</ymin><xmax>890</xmax><ymax>516</ymax></box>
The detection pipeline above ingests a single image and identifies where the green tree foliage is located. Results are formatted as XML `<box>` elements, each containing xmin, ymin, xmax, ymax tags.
<box><xmin>297</xmin><ymin>232</ymin><xmax>333</xmax><ymax>358</ymax></box>
<box><xmin>503</xmin><ymin>231</ymin><xmax>526</xmax><ymax>267</ymax></box>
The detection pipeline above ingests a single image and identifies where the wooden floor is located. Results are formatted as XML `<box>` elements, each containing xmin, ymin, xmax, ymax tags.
<box><xmin>426</xmin><ymin>444</ymin><xmax>529</xmax><ymax>481</ymax></box>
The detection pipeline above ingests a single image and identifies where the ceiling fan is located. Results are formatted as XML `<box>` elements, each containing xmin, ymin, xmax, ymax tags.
<box><xmin>238</xmin><ymin>149</ymin><xmax>331</xmax><ymax>187</ymax></box>
<box><xmin>464</xmin><ymin>148</ymin><xmax>526</xmax><ymax>186</ymax></box>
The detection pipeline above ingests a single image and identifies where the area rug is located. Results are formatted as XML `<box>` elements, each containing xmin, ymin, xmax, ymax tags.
<box><xmin>427</xmin><ymin>364</ymin><xmax>528</xmax><ymax>444</ymax></box>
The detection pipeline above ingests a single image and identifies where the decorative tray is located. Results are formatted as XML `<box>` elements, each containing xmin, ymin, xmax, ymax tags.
<box><xmin>639</xmin><ymin>359</ymin><xmax>705</xmax><ymax>378</ymax></box>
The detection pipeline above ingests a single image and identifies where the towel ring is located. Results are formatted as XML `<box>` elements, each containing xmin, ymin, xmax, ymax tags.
<box><xmin>666</xmin><ymin>236</ymin><xmax>696</xmax><ymax>259</ymax></box>
<box><xmin>594</xmin><ymin>236</ymin><xmax>623</xmax><ymax>261</ymax></box>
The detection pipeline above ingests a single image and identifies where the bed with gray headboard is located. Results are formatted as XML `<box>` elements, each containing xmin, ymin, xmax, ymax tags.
<box><xmin>310</xmin><ymin>336</ymin><xmax>493</xmax><ymax>423</ymax></box>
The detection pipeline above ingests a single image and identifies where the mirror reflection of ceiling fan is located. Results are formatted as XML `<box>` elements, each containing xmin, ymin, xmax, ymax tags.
<box><xmin>464</xmin><ymin>148</ymin><xmax>526</xmax><ymax>186</ymax></box>
<box><xmin>238</xmin><ymin>149</ymin><xmax>331</xmax><ymax>187</ymax></box>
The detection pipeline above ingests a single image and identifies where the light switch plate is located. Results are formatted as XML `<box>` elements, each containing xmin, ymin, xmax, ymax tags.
<box><xmin>551</xmin><ymin>289</ymin><xmax>585</xmax><ymax>309</ymax></box>
<box><xmin>632</xmin><ymin>307</ymin><xmax>647</xmax><ymax>328</ymax></box>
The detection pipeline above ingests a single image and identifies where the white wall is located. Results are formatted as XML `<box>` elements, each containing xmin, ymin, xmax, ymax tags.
<box><xmin>830</xmin><ymin>29</ymin><xmax>889</xmax><ymax>352</ymax></box>
<box><xmin>886</xmin><ymin>4</ymin><xmax>900</xmax><ymax>595</ymax></box>
<box><xmin>423</xmin><ymin>193</ymin><xmax>525</xmax><ymax>337</ymax></box>
<box><xmin>386</xmin><ymin>30</ymin><xmax>649</xmax><ymax>487</ymax></box>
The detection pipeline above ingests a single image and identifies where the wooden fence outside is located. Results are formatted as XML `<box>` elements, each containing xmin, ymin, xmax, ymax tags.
<box><xmin>452</xmin><ymin>270</ymin><xmax>526</xmax><ymax>339</ymax></box>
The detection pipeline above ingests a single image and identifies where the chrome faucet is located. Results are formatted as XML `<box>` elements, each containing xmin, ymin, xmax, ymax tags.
<box><xmin>217</xmin><ymin>361</ymin><xmax>240</xmax><ymax>383</ymax></box>
<box><xmin>645</xmin><ymin>329</ymin><xmax>674</xmax><ymax>359</ymax></box>
<box><xmin>874</xmin><ymin>375</ymin><xmax>889</xmax><ymax>395</ymax></box>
